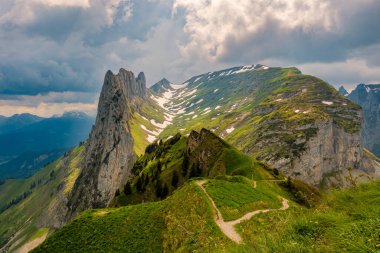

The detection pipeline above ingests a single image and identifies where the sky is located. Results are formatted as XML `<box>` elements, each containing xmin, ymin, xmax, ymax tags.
<box><xmin>0</xmin><ymin>0</ymin><xmax>379</xmax><ymax>117</ymax></box>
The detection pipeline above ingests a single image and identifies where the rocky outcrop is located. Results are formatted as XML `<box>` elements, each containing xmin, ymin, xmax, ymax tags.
<box><xmin>338</xmin><ymin>86</ymin><xmax>348</xmax><ymax>96</ymax></box>
<box><xmin>150</xmin><ymin>78</ymin><xmax>172</xmax><ymax>93</ymax></box>
<box><xmin>348</xmin><ymin>84</ymin><xmax>380</xmax><ymax>157</ymax></box>
<box><xmin>66</xmin><ymin>68</ymin><xmax>146</xmax><ymax>218</ymax></box>
<box><xmin>270</xmin><ymin>119</ymin><xmax>380</xmax><ymax>187</ymax></box>
<box><xmin>185</xmin><ymin>129</ymin><xmax>229</xmax><ymax>177</ymax></box>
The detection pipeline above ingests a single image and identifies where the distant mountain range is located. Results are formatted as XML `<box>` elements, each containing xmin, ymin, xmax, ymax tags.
<box><xmin>338</xmin><ymin>84</ymin><xmax>380</xmax><ymax>157</ymax></box>
<box><xmin>0</xmin><ymin>112</ymin><xmax>94</xmax><ymax>180</ymax></box>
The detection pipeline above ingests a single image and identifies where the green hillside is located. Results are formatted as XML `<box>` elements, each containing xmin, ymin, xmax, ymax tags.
<box><xmin>0</xmin><ymin>145</ymin><xmax>84</xmax><ymax>251</ymax></box>
<box><xmin>34</xmin><ymin>178</ymin><xmax>380</xmax><ymax>252</ymax></box>
<box><xmin>112</xmin><ymin>128</ymin><xmax>276</xmax><ymax>206</ymax></box>
<box><xmin>153</xmin><ymin>66</ymin><xmax>360</xmax><ymax>168</ymax></box>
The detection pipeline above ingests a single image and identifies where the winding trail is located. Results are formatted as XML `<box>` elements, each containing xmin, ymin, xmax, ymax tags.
<box><xmin>196</xmin><ymin>180</ymin><xmax>289</xmax><ymax>244</ymax></box>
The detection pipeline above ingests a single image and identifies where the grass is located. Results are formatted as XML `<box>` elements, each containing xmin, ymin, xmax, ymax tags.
<box><xmin>34</xmin><ymin>182</ymin><xmax>232</xmax><ymax>252</ymax></box>
<box><xmin>34</xmin><ymin>179</ymin><xmax>380</xmax><ymax>252</ymax></box>
<box><xmin>228</xmin><ymin>180</ymin><xmax>380</xmax><ymax>252</ymax></box>
<box><xmin>34</xmin><ymin>202</ymin><xmax>165</xmax><ymax>253</ymax></box>
<box><xmin>29</xmin><ymin>228</ymin><xmax>49</xmax><ymax>241</ymax></box>
<box><xmin>204</xmin><ymin>179</ymin><xmax>282</xmax><ymax>221</ymax></box>
<box><xmin>0</xmin><ymin>145</ymin><xmax>85</xmax><ymax>251</ymax></box>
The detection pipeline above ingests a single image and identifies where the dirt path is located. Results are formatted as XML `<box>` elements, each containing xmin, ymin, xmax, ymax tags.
<box><xmin>14</xmin><ymin>233</ymin><xmax>47</xmax><ymax>253</ymax></box>
<box><xmin>196</xmin><ymin>180</ymin><xmax>289</xmax><ymax>244</ymax></box>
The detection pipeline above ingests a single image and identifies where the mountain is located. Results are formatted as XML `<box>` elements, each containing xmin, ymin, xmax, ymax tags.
<box><xmin>0</xmin><ymin>115</ymin><xmax>7</xmax><ymax>125</ymax></box>
<box><xmin>147</xmin><ymin>65</ymin><xmax>379</xmax><ymax>187</ymax></box>
<box><xmin>338</xmin><ymin>85</ymin><xmax>349</xmax><ymax>96</ymax></box>
<box><xmin>1</xmin><ymin>65</ymin><xmax>380</xmax><ymax>252</ymax></box>
<box><xmin>150</xmin><ymin>78</ymin><xmax>172</xmax><ymax>93</ymax></box>
<box><xmin>347</xmin><ymin>84</ymin><xmax>380</xmax><ymax>157</ymax></box>
<box><xmin>0</xmin><ymin>112</ymin><xmax>94</xmax><ymax>180</ymax></box>
<box><xmin>0</xmin><ymin>149</ymin><xmax>65</xmax><ymax>180</ymax></box>
<box><xmin>112</xmin><ymin>129</ymin><xmax>278</xmax><ymax>207</ymax></box>
<box><xmin>0</xmin><ymin>113</ymin><xmax>43</xmax><ymax>134</ymax></box>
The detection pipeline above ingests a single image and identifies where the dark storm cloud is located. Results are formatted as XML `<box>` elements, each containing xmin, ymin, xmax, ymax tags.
<box><xmin>220</xmin><ymin>1</ymin><xmax>380</xmax><ymax>65</ymax></box>
<box><xmin>0</xmin><ymin>0</ymin><xmax>174</xmax><ymax>96</ymax></box>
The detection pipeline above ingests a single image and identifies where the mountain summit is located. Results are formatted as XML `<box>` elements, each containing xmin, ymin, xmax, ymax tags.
<box><xmin>67</xmin><ymin>69</ymin><xmax>148</xmax><ymax>217</ymax></box>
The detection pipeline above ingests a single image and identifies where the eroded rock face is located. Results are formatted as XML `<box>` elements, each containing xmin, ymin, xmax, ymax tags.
<box><xmin>66</xmin><ymin>69</ymin><xmax>146</xmax><ymax>217</ymax></box>
<box><xmin>272</xmin><ymin>120</ymin><xmax>380</xmax><ymax>187</ymax></box>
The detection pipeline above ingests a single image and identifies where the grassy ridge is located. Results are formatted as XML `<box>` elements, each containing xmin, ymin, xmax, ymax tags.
<box><xmin>34</xmin><ymin>179</ymin><xmax>380</xmax><ymax>252</ymax></box>
<box><xmin>34</xmin><ymin>182</ymin><xmax>232</xmax><ymax>252</ymax></box>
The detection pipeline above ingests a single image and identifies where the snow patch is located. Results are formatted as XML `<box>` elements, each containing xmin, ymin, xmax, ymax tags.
<box><xmin>195</xmin><ymin>98</ymin><xmax>204</xmax><ymax>104</ymax></box>
<box><xmin>213</xmin><ymin>89</ymin><xmax>219</xmax><ymax>93</ymax></box>
<box><xmin>150</xmin><ymin>119</ymin><xmax>170</xmax><ymax>129</ymax></box>
<box><xmin>147</xmin><ymin>134</ymin><xmax>156</xmax><ymax>143</ymax></box>
<box><xmin>171</xmin><ymin>83</ymin><xmax>187</xmax><ymax>89</ymax></box>
<box><xmin>225</xmin><ymin>127</ymin><xmax>235</xmax><ymax>134</ymax></box>
<box><xmin>140</xmin><ymin>124</ymin><xmax>160</xmax><ymax>136</ymax></box>
<box><xmin>322</xmin><ymin>101</ymin><xmax>334</xmax><ymax>105</ymax></box>
<box><xmin>194</xmin><ymin>76</ymin><xmax>202</xmax><ymax>83</ymax></box>
<box><xmin>215</xmin><ymin>105</ymin><xmax>221</xmax><ymax>110</ymax></box>
<box><xmin>294</xmin><ymin>110</ymin><xmax>300</xmax><ymax>113</ymax></box>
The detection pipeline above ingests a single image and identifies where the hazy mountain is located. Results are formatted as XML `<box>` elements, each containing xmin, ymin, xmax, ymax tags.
<box><xmin>0</xmin><ymin>112</ymin><xmax>94</xmax><ymax>180</ymax></box>
<box><xmin>338</xmin><ymin>85</ymin><xmax>349</xmax><ymax>96</ymax></box>
<box><xmin>348</xmin><ymin>84</ymin><xmax>380</xmax><ymax>157</ymax></box>
<box><xmin>0</xmin><ymin>113</ymin><xmax>43</xmax><ymax>134</ymax></box>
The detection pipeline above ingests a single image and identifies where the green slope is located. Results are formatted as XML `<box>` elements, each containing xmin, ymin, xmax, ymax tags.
<box><xmin>0</xmin><ymin>145</ymin><xmax>84</xmax><ymax>251</ymax></box>
<box><xmin>34</xmin><ymin>178</ymin><xmax>380</xmax><ymax>252</ymax></box>
<box><xmin>33</xmin><ymin>182</ymin><xmax>232</xmax><ymax>252</ymax></box>
<box><xmin>112</xmin><ymin>128</ymin><xmax>278</xmax><ymax>206</ymax></box>
<box><xmin>153</xmin><ymin>66</ymin><xmax>360</xmax><ymax>167</ymax></box>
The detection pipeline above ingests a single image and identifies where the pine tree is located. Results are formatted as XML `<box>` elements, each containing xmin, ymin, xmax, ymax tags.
<box><xmin>171</xmin><ymin>171</ymin><xmax>179</xmax><ymax>187</ymax></box>
<box><xmin>124</xmin><ymin>182</ymin><xmax>132</xmax><ymax>195</ymax></box>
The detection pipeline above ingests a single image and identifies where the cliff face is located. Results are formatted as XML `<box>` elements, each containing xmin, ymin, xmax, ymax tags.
<box><xmin>66</xmin><ymin>69</ymin><xmax>146</xmax><ymax>217</ymax></box>
<box><xmin>271</xmin><ymin>119</ymin><xmax>380</xmax><ymax>187</ymax></box>
<box><xmin>348</xmin><ymin>84</ymin><xmax>380</xmax><ymax>157</ymax></box>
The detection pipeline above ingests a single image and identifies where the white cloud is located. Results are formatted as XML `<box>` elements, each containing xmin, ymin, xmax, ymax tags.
<box><xmin>173</xmin><ymin>0</ymin><xmax>336</xmax><ymax>61</ymax></box>
<box><xmin>0</xmin><ymin>0</ymin><xmax>131</xmax><ymax>27</ymax></box>
<box><xmin>297</xmin><ymin>59</ymin><xmax>380</xmax><ymax>91</ymax></box>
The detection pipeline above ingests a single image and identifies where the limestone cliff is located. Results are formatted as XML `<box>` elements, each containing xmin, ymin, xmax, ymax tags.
<box><xmin>66</xmin><ymin>69</ymin><xmax>146</xmax><ymax>218</ymax></box>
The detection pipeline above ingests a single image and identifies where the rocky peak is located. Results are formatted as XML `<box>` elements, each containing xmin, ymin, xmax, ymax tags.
<box><xmin>338</xmin><ymin>86</ymin><xmax>348</xmax><ymax>96</ymax></box>
<box><xmin>150</xmin><ymin>78</ymin><xmax>172</xmax><ymax>93</ymax></box>
<box><xmin>66</xmin><ymin>68</ymin><xmax>143</xmax><ymax>218</ymax></box>
<box><xmin>104</xmin><ymin>69</ymin><xmax>147</xmax><ymax>100</ymax></box>
<box><xmin>185</xmin><ymin>129</ymin><xmax>229</xmax><ymax>177</ymax></box>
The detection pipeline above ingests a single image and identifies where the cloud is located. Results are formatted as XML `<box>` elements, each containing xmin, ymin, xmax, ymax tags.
<box><xmin>0</xmin><ymin>92</ymin><xmax>98</xmax><ymax>117</ymax></box>
<box><xmin>0</xmin><ymin>0</ymin><xmax>379</xmax><ymax>116</ymax></box>
<box><xmin>173</xmin><ymin>0</ymin><xmax>380</xmax><ymax>65</ymax></box>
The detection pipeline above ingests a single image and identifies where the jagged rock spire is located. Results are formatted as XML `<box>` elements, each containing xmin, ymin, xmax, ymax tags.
<box><xmin>67</xmin><ymin>68</ymin><xmax>146</xmax><ymax>217</ymax></box>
